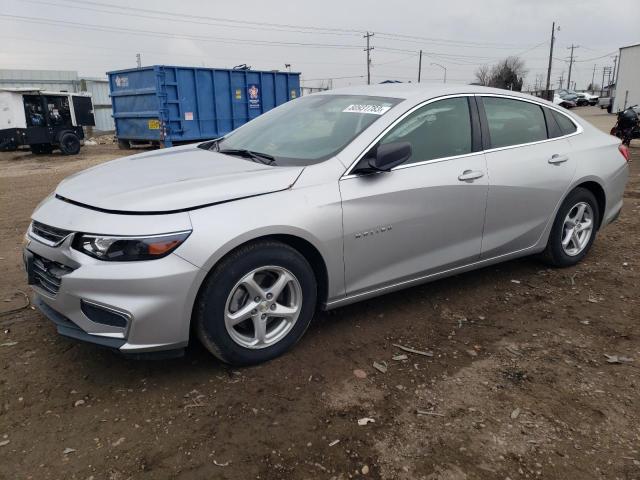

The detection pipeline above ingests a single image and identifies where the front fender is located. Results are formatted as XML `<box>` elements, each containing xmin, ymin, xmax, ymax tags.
<box><xmin>178</xmin><ymin>183</ymin><xmax>345</xmax><ymax>302</ymax></box>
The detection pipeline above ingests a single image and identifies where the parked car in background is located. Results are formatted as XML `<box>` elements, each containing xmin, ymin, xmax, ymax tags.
<box><xmin>580</xmin><ymin>92</ymin><xmax>599</xmax><ymax>106</ymax></box>
<box><xmin>599</xmin><ymin>97</ymin><xmax>613</xmax><ymax>110</ymax></box>
<box><xmin>554</xmin><ymin>94</ymin><xmax>576</xmax><ymax>109</ymax></box>
<box><xmin>24</xmin><ymin>85</ymin><xmax>629</xmax><ymax>365</ymax></box>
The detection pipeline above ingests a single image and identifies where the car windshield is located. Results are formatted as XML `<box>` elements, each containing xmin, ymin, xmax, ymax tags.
<box><xmin>208</xmin><ymin>94</ymin><xmax>401</xmax><ymax>166</ymax></box>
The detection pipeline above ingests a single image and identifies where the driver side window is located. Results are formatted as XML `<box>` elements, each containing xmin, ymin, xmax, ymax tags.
<box><xmin>379</xmin><ymin>97</ymin><xmax>472</xmax><ymax>165</ymax></box>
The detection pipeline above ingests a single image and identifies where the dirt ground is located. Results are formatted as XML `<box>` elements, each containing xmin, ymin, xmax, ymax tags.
<box><xmin>0</xmin><ymin>107</ymin><xmax>638</xmax><ymax>480</ymax></box>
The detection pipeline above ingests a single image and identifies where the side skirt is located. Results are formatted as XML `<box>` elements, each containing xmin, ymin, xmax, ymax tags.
<box><xmin>322</xmin><ymin>244</ymin><xmax>543</xmax><ymax>310</ymax></box>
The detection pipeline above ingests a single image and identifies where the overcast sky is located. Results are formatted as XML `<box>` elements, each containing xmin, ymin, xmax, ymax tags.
<box><xmin>1</xmin><ymin>0</ymin><xmax>638</xmax><ymax>90</ymax></box>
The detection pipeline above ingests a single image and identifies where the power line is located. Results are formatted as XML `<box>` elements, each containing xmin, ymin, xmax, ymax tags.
<box><xmin>45</xmin><ymin>0</ymin><xmax>365</xmax><ymax>36</ymax></box>
<box><xmin>0</xmin><ymin>35</ymin><xmax>386</xmax><ymax>67</ymax></box>
<box><xmin>23</xmin><ymin>0</ymin><xmax>362</xmax><ymax>38</ymax></box>
<box><xmin>20</xmin><ymin>0</ymin><xmax>551</xmax><ymax>53</ymax></box>
<box><xmin>0</xmin><ymin>14</ymin><xmax>364</xmax><ymax>49</ymax></box>
<box><xmin>375</xmin><ymin>31</ymin><xmax>530</xmax><ymax>48</ymax></box>
<box><xmin>573</xmin><ymin>51</ymin><xmax>618</xmax><ymax>62</ymax></box>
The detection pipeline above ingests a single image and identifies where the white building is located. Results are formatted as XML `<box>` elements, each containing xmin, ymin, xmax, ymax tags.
<box><xmin>613</xmin><ymin>43</ymin><xmax>640</xmax><ymax>112</ymax></box>
<box><xmin>0</xmin><ymin>69</ymin><xmax>114</xmax><ymax>132</ymax></box>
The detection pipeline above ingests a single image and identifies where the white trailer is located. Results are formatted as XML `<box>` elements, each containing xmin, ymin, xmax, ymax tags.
<box><xmin>0</xmin><ymin>88</ymin><xmax>95</xmax><ymax>155</ymax></box>
<box><xmin>613</xmin><ymin>43</ymin><xmax>640</xmax><ymax>113</ymax></box>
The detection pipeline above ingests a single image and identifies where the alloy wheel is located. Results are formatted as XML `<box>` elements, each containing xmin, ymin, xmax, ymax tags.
<box><xmin>224</xmin><ymin>266</ymin><xmax>302</xmax><ymax>349</ymax></box>
<box><xmin>561</xmin><ymin>202</ymin><xmax>594</xmax><ymax>256</ymax></box>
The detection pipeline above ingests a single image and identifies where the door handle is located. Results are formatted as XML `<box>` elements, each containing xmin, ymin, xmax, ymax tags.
<box><xmin>549</xmin><ymin>154</ymin><xmax>569</xmax><ymax>164</ymax></box>
<box><xmin>458</xmin><ymin>170</ymin><xmax>484</xmax><ymax>182</ymax></box>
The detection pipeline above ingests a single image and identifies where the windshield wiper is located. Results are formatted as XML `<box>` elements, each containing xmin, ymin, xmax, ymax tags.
<box><xmin>218</xmin><ymin>148</ymin><xmax>276</xmax><ymax>165</ymax></box>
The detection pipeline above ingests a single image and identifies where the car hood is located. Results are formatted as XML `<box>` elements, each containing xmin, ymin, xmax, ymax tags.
<box><xmin>55</xmin><ymin>144</ymin><xmax>304</xmax><ymax>213</ymax></box>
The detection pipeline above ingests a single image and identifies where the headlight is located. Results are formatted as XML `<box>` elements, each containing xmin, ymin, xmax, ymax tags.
<box><xmin>72</xmin><ymin>231</ymin><xmax>191</xmax><ymax>261</ymax></box>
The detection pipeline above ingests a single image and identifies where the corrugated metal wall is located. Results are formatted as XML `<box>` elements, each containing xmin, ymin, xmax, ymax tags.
<box><xmin>0</xmin><ymin>69</ymin><xmax>79</xmax><ymax>92</ymax></box>
<box><xmin>0</xmin><ymin>69</ymin><xmax>115</xmax><ymax>132</ymax></box>
<box><xmin>81</xmin><ymin>78</ymin><xmax>115</xmax><ymax>133</ymax></box>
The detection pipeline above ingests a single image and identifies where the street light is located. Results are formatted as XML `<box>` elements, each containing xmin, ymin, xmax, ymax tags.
<box><xmin>430</xmin><ymin>63</ymin><xmax>447</xmax><ymax>83</ymax></box>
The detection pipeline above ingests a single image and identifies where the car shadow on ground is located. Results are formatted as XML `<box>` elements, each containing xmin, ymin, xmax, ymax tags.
<box><xmin>51</xmin><ymin>254</ymin><xmax>544</xmax><ymax>384</ymax></box>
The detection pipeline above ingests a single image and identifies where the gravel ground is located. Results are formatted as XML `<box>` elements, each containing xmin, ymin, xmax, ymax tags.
<box><xmin>0</xmin><ymin>107</ymin><xmax>638</xmax><ymax>480</ymax></box>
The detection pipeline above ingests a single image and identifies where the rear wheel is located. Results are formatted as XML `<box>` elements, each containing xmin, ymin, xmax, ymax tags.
<box><xmin>542</xmin><ymin>188</ymin><xmax>599</xmax><ymax>267</ymax></box>
<box><xmin>59</xmin><ymin>132</ymin><xmax>81</xmax><ymax>155</ymax></box>
<box><xmin>195</xmin><ymin>240</ymin><xmax>317</xmax><ymax>366</ymax></box>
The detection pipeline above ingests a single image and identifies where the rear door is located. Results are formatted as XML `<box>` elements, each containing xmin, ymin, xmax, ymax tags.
<box><xmin>340</xmin><ymin>96</ymin><xmax>488</xmax><ymax>296</ymax></box>
<box><xmin>478</xmin><ymin>96</ymin><xmax>576</xmax><ymax>258</ymax></box>
<box><xmin>72</xmin><ymin>96</ymin><xmax>95</xmax><ymax>126</ymax></box>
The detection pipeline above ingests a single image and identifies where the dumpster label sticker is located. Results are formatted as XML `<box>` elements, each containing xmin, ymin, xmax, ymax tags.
<box><xmin>248</xmin><ymin>84</ymin><xmax>260</xmax><ymax>109</ymax></box>
<box><xmin>148</xmin><ymin>119</ymin><xmax>160</xmax><ymax>130</ymax></box>
<box><xmin>114</xmin><ymin>75</ymin><xmax>129</xmax><ymax>88</ymax></box>
<box><xmin>235</xmin><ymin>89</ymin><xmax>242</xmax><ymax>100</ymax></box>
<box><xmin>290</xmin><ymin>89</ymin><xmax>297</xmax><ymax>99</ymax></box>
<box><xmin>184</xmin><ymin>112</ymin><xmax>194</xmax><ymax>121</ymax></box>
<box><xmin>343</xmin><ymin>104</ymin><xmax>392</xmax><ymax>115</ymax></box>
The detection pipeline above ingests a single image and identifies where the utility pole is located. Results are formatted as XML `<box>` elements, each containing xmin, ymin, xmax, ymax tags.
<box><xmin>545</xmin><ymin>22</ymin><xmax>557</xmax><ymax>100</ymax></box>
<box><xmin>431</xmin><ymin>63</ymin><xmax>447</xmax><ymax>83</ymax></box>
<box><xmin>590</xmin><ymin>64</ymin><xmax>596</xmax><ymax>93</ymax></box>
<box><xmin>566</xmin><ymin>44</ymin><xmax>579</xmax><ymax>89</ymax></box>
<box><xmin>418</xmin><ymin>50</ymin><xmax>423</xmax><ymax>83</ymax></box>
<box><xmin>611</xmin><ymin>54</ymin><xmax>618</xmax><ymax>84</ymax></box>
<box><xmin>558</xmin><ymin>71</ymin><xmax>564</xmax><ymax>90</ymax></box>
<box><xmin>600</xmin><ymin>66</ymin><xmax>609</xmax><ymax>97</ymax></box>
<box><xmin>364</xmin><ymin>32</ymin><xmax>374</xmax><ymax>85</ymax></box>
<box><xmin>136</xmin><ymin>53</ymin><xmax>141</xmax><ymax>69</ymax></box>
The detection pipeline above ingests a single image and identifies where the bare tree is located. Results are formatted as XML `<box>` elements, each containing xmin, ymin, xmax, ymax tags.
<box><xmin>489</xmin><ymin>56</ymin><xmax>527</xmax><ymax>90</ymax></box>
<box><xmin>474</xmin><ymin>65</ymin><xmax>491</xmax><ymax>86</ymax></box>
<box><xmin>475</xmin><ymin>56</ymin><xmax>528</xmax><ymax>91</ymax></box>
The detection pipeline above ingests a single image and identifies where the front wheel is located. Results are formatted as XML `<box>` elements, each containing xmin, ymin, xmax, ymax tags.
<box><xmin>58</xmin><ymin>132</ymin><xmax>81</xmax><ymax>155</ymax></box>
<box><xmin>195</xmin><ymin>240</ymin><xmax>317</xmax><ymax>366</ymax></box>
<box><xmin>542</xmin><ymin>188</ymin><xmax>599</xmax><ymax>267</ymax></box>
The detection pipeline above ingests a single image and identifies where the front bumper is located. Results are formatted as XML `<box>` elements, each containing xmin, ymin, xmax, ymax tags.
<box><xmin>24</xmin><ymin>236</ymin><xmax>204</xmax><ymax>354</ymax></box>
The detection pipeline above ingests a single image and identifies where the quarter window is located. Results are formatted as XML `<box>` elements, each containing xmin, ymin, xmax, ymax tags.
<box><xmin>483</xmin><ymin>97</ymin><xmax>547</xmax><ymax>148</ymax></box>
<box><xmin>378</xmin><ymin>97</ymin><xmax>472</xmax><ymax>165</ymax></box>
<box><xmin>551</xmin><ymin>110</ymin><xmax>578</xmax><ymax>136</ymax></box>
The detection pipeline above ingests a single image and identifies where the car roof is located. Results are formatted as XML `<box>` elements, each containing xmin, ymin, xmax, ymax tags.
<box><xmin>312</xmin><ymin>82</ymin><xmax>588</xmax><ymax>131</ymax></box>
<box><xmin>314</xmin><ymin>83</ymin><xmax>549</xmax><ymax>104</ymax></box>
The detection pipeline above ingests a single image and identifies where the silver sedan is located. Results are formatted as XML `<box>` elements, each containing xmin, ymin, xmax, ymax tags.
<box><xmin>24</xmin><ymin>84</ymin><xmax>630</xmax><ymax>365</ymax></box>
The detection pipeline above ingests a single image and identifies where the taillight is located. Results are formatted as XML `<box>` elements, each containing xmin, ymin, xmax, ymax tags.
<box><xmin>618</xmin><ymin>144</ymin><xmax>630</xmax><ymax>162</ymax></box>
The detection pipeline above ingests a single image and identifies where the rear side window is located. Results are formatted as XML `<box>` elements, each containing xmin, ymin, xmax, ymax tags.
<box><xmin>482</xmin><ymin>97</ymin><xmax>547</xmax><ymax>148</ymax></box>
<box><xmin>379</xmin><ymin>97</ymin><xmax>472</xmax><ymax>165</ymax></box>
<box><xmin>551</xmin><ymin>110</ymin><xmax>578</xmax><ymax>135</ymax></box>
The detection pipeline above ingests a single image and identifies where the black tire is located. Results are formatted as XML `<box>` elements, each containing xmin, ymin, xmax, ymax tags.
<box><xmin>117</xmin><ymin>139</ymin><xmax>131</xmax><ymax>150</ymax></box>
<box><xmin>195</xmin><ymin>240</ymin><xmax>317</xmax><ymax>366</ymax></box>
<box><xmin>542</xmin><ymin>188</ymin><xmax>600</xmax><ymax>267</ymax></box>
<box><xmin>58</xmin><ymin>132</ymin><xmax>81</xmax><ymax>155</ymax></box>
<box><xmin>30</xmin><ymin>143</ymin><xmax>53</xmax><ymax>155</ymax></box>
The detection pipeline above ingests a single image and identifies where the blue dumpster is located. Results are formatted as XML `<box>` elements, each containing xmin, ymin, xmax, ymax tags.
<box><xmin>108</xmin><ymin>65</ymin><xmax>301</xmax><ymax>147</ymax></box>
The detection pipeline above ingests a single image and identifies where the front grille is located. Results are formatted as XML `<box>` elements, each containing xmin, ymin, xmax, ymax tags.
<box><xmin>30</xmin><ymin>221</ymin><xmax>73</xmax><ymax>246</ymax></box>
<box><xmin>31</xmin><ymin>253</ymin><xmax>74</xmax><ymax>296</ymax></box>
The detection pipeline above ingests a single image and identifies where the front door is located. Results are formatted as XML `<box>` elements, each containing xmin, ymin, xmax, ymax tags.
<box><xmin>340</xmin><ymin>96</ymin><xmax>488</xmax><ymax>297</ymax></box>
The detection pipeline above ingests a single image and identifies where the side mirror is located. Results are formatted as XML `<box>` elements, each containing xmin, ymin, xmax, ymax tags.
<box><xmin>368</xmin><ymin>141</ymin><xmax>412</xmax><ymax>172</ymax></box>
